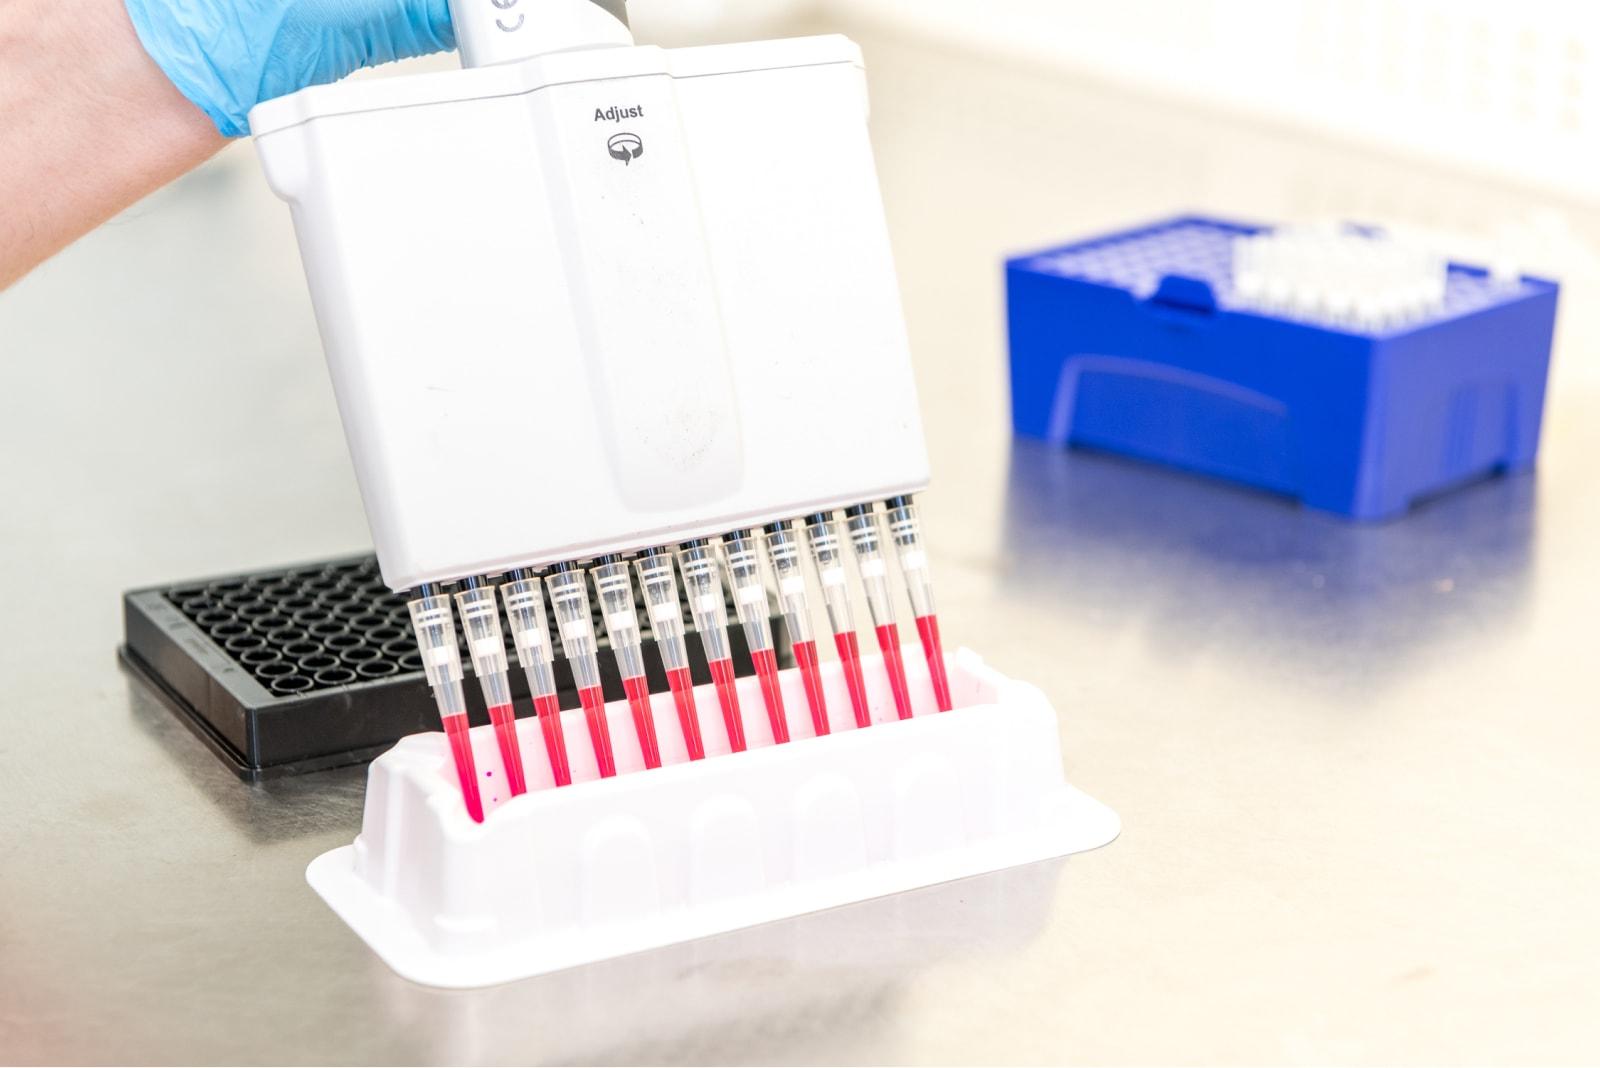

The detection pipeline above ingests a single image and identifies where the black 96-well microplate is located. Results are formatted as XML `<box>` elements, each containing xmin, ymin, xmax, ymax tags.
<box><xmin>120</xmin><ymin>553</ymin><xmax>790</xmax><ymax>779</ymax></box>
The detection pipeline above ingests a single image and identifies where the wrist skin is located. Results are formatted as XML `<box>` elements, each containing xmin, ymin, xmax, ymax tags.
<box><xmin>0</xmin><ymin>0</ymin><xmax>225</xmax><ymax>288</ymax></box>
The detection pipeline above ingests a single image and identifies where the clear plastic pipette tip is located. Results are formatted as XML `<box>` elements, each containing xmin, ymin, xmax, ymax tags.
<box><xmin>884</xmin><ymin>495</ymin><xmax>953</xmax><ymax>711</ymax></box>
<box><xmin>500</xmin><ymin>572</ymin><xmax>571</xmax><ymax>787</ymax></box>
<box><xmin>803</xmin><ymin>512</ymin><xmax>873</xmax><ymax>728</ymax></box>
<box><xmin>407</xmin><ymin>589</ymin><xmax>484</xmax><ymax>821</ymax></box>
<box><xmin>455</xmin><ymin>579</ymin><xmax>528</xmax><ymax>794</ymax></box>
<box><xmin>591</xmin><ymin>555</ymin><xmax>662</xmax><ymax>769</ymax></box>
<box><xmin>545</xmin><ymin>563</ymin><xmax>617</xmax><ymax>778</ymax></box>
<box><xmin>635</xmin><ymin>547</ymin><xmax>706</xmax><ymax>760</ymax></box>
<box><xmin>677</xmin><ymin>539</ymin><xmax>747</xmax><ymax>752</ymax></box>
<box><xmin>844</xmin><ymin>503</ymin><xmax>915</xmax><ymax>719</ymax></box>
<box><xmin>723</xmin><ymin>528</ymin><xmax>790</xmax><ymax>744</ymax></box>
<box><xmin>764</xmin><ymin>520</ymin><xmax>829</xmax><ymax>736</ymax></box>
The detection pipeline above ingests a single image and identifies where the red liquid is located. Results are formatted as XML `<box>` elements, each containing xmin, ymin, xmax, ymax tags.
<box><xmin>532</xmin><ymin>693</ymin><xmax>572</xmax><ymax>787</ymax></box>
<box><xmin>441</xmin><ymin>714</ymin><xmax>485</xmax><ymax>823</ymax></box>
<box><xmin>621</xmin><ymin>675</ymin><xmax>663</xmax><ymax>769</ymax></box>
<box><xmin>914</xmin><ymin>614</ymin><xmax>954</xmax><ymax>712</ymax></box>
<box><xmin>792</xmin><ymin>639</ymin><xmax>830</xmax><ymax>736</ymax></box>
<box><xmin>577</xmin><ymin>684</ymin><xmax>617</xmax><ymax>778</ymax></box>
<box><xmin>875</xmin><ymin>622</ymin><xmax>915</xmax><ymax>720</ymax></box>
<box><xmin>707</xmin><ymin>657</ymin><xmax>747</xmax><ymax>752</ymax></box>
<box><xmin>665</xmin><ymin>666</ymin><xmax>706</xmax><ymax>760</ymax></box>
<box><xmin>834</xmin><ymin>630</ymin><xmax>873</xmax><ymax>729</ymax></box>
<box><xmin>751</xmin><ymin>647</ymin><xmax>791</xmax><ymax>744</ymax></box>
<box><xmin>486</xmin><ymin>703</ymin><xmax>528</xmax><ymax>795</ymax></box>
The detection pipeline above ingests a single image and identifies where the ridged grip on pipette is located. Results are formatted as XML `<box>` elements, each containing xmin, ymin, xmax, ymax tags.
<box><xmin>844</xmin><ymin>506</ymin><xmax>897</xmax><ymax>627</ymax></box>
<box><xmin>635</xmin><ymin>551</ymin><xmax>692</xmax><ymax>673</ymax></box>
<box><xmin>676</xmin><ymin>542</ymin><xmax>733</xmax><ymax>663</ymax></box>
<box><xmin>762</xmin><ymin>522</ymin><xmax>815</xmax><ymax>644</ymax></box>
<box><xmin>454</xmin><ymin>585</ymin><xmax>513</xmax><ymax>708</ymax></box>
<box><xmin>407</xmin><ymin>594</ymin><xmax>468</xmax><ymax>716</ymax></box>
<box><xmin>803</xmin><ymin>513</ymin><xmax>858</xmax><ymax>636</ymax></box>
<box><xmin>722</xmin><ymin>530</ymin><xmax>774</xmax><ymax>651</ymax></box>
<box><xmin>591</xmin><ymin>558</ymin><xmax>646</xmax><ymax>680</ymax></box>
<box><xmin>546</xmin><ymin>568</ymin><xmax>603</xmax><ymax>691</ymax></box>
<box><xmin>884</xmin><ymin>500</ymin><xmax>936</xmax><ymax>619</ymax></box>
<box><xmin>500</xmin><ymin>577</ymin><xmax>559</xmax><ymax>697</ymax></box>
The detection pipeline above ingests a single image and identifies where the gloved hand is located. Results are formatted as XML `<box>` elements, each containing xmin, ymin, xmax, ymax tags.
<box><xmin>125</xmin><ymin>0</ymin><xmax>456</xmax><ymax>138</ymax></box>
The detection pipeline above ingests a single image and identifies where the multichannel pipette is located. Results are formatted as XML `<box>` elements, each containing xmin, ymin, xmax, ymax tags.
<box><xmin>254</xmin><ymin>4</ymin><xmax>945</xmax><ymax>805</ymax></box>
<box><xmin>500</xmin><ymin>571</ymin><xmax>573</xmax><ymax>787</ymax></box>
<box><xmin>634</xmin><ymin>548</ymin><xmax>706</xmax><ymax>760</ymax></box>
<box><xmin>763</xmin><ymin>520</ymin><xmax>829</xmax><ymax>736</ymax></box>
<box><xmin>406</xmin><ymin>588</ymin><xmax>485</xmax><ymax>821</ymax></box>
<box><xmin>455</xmin><ymin>579</ymin><xmax>528</xmax><ymax>794</ymax></box>
<box><xmin>545</xmin><ymin>563</ymin><xmax>618</xmax><ymax>778</ymax></box>
<box><xmin>883</xmin><ymin>496</ymin><xmax>952</xmax><ymax>711</ymax></box>
<box><xmin>843</xmin><ymin>503</ymin><xmax>915</xmax><ymax>719</ymax></box>
<box><xmin>591</xmin><ymin>554</ymin><xmax>662</xmax><ymax>769</ymax></box>
<box><xmin>722</xmin><ymin>529</ymin><xmax>790</xmax><ymax>744</ymax></box>
<box><xmin>802</xmin><ymin>512</ymin><xmax>873</xmax><ymax>728</ymax></box>
<box><xmin>676</xmin><ymin>539</ymin><xmax>747</xmax><ymax>752</ymax></box>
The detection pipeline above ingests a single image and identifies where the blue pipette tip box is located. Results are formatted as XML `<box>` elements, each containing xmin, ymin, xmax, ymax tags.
<box><xmin>1004</xmin><ymin>215</ymin><xmax>1559</xmax><ymax>520</ymax></box>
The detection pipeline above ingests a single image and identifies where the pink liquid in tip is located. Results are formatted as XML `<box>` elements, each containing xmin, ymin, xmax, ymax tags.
<box><xmin>621</xmin><ymin>675</ymin><xmax>663</xmax><ymax>769</ymax></box>
<box><xmin>577</xmin><ymin>685</ymin><xmax>617</xmax><ymax>778</ymax></box>
<box><xmin>486</xmin><ymin>703</ymin><xmax>527</xmax><ymax>795</ymax></box>
<box><xmin>875</xmin><ymin>622</ymin><xmax>914</xmax><ymax>720</ymax></box>
<box><xmin>914</xmin><ymin>614</ymin><xmax>954</xmax><ymax>712</ymax></box>
<box><xmin>791</xmin><ymin>639</ymin><xmax>830</xmax><ymax>736</ymax></box>
<box><xmin>751</xmin><ymin>647</ymin><xmax>791</xmax><ymax>744</ymax></box>
<box><xmin>442</xmin><ymin>715</ymin><xmax>485</xmax><ymax>823</ymax></box>
<box><xmin>665</xmin><ymin>666</ymin><xmax>706</xmax><ymax>760</ymax></box>
<box><xmin>707</xmin><ymin>657</ymin><xmax>747</xmax><ymax>752</ymax></box>
<box><xmin>834</xmin><ymin>630</ymin><xmax>873</xmax><ymax>728</ymax></box>
<box><xmin>533</xmin><ymin>693</ymin><xmax>572</xmax><ymax>787</ymax></box>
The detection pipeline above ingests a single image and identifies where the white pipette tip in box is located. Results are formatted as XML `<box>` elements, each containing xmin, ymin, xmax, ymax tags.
<box><xmin>305</xmin><ymin>645</ymin><xmax>1120</xmax><ymax>988</ymax></box>
<box><xmin>1230</xmin><ymin>224</ymin><xmax>1450</xmax><ymax>330</ymax></box>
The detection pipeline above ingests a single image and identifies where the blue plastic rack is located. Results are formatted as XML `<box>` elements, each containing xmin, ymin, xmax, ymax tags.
<box><xmin>1005</xmin><ymin>215</ymin><xmax>1559</xmax><ymax>520</ymax></box>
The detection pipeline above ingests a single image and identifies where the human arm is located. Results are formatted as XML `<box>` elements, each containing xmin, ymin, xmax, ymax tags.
<box><xmin>0</xmin><ymin>0</ymin><xmax>454</xmax><ymax>289</ymax></box>
<box><xmin>0</xmin><ymin>0</ymin><xmax>223</xmax><ymax>289</ymax></box>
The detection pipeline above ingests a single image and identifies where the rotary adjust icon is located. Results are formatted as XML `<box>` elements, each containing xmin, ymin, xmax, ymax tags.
<box><xmin>607</xmin><ymin>132</ymin><xmax>643</xmax><ymax>165</ymax></box>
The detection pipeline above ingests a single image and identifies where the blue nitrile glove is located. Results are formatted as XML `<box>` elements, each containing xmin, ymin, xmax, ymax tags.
<box><xmin>125</xmin><ymin>0</ymin><xmax>456</xmax><ymax>138</ymax></box>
